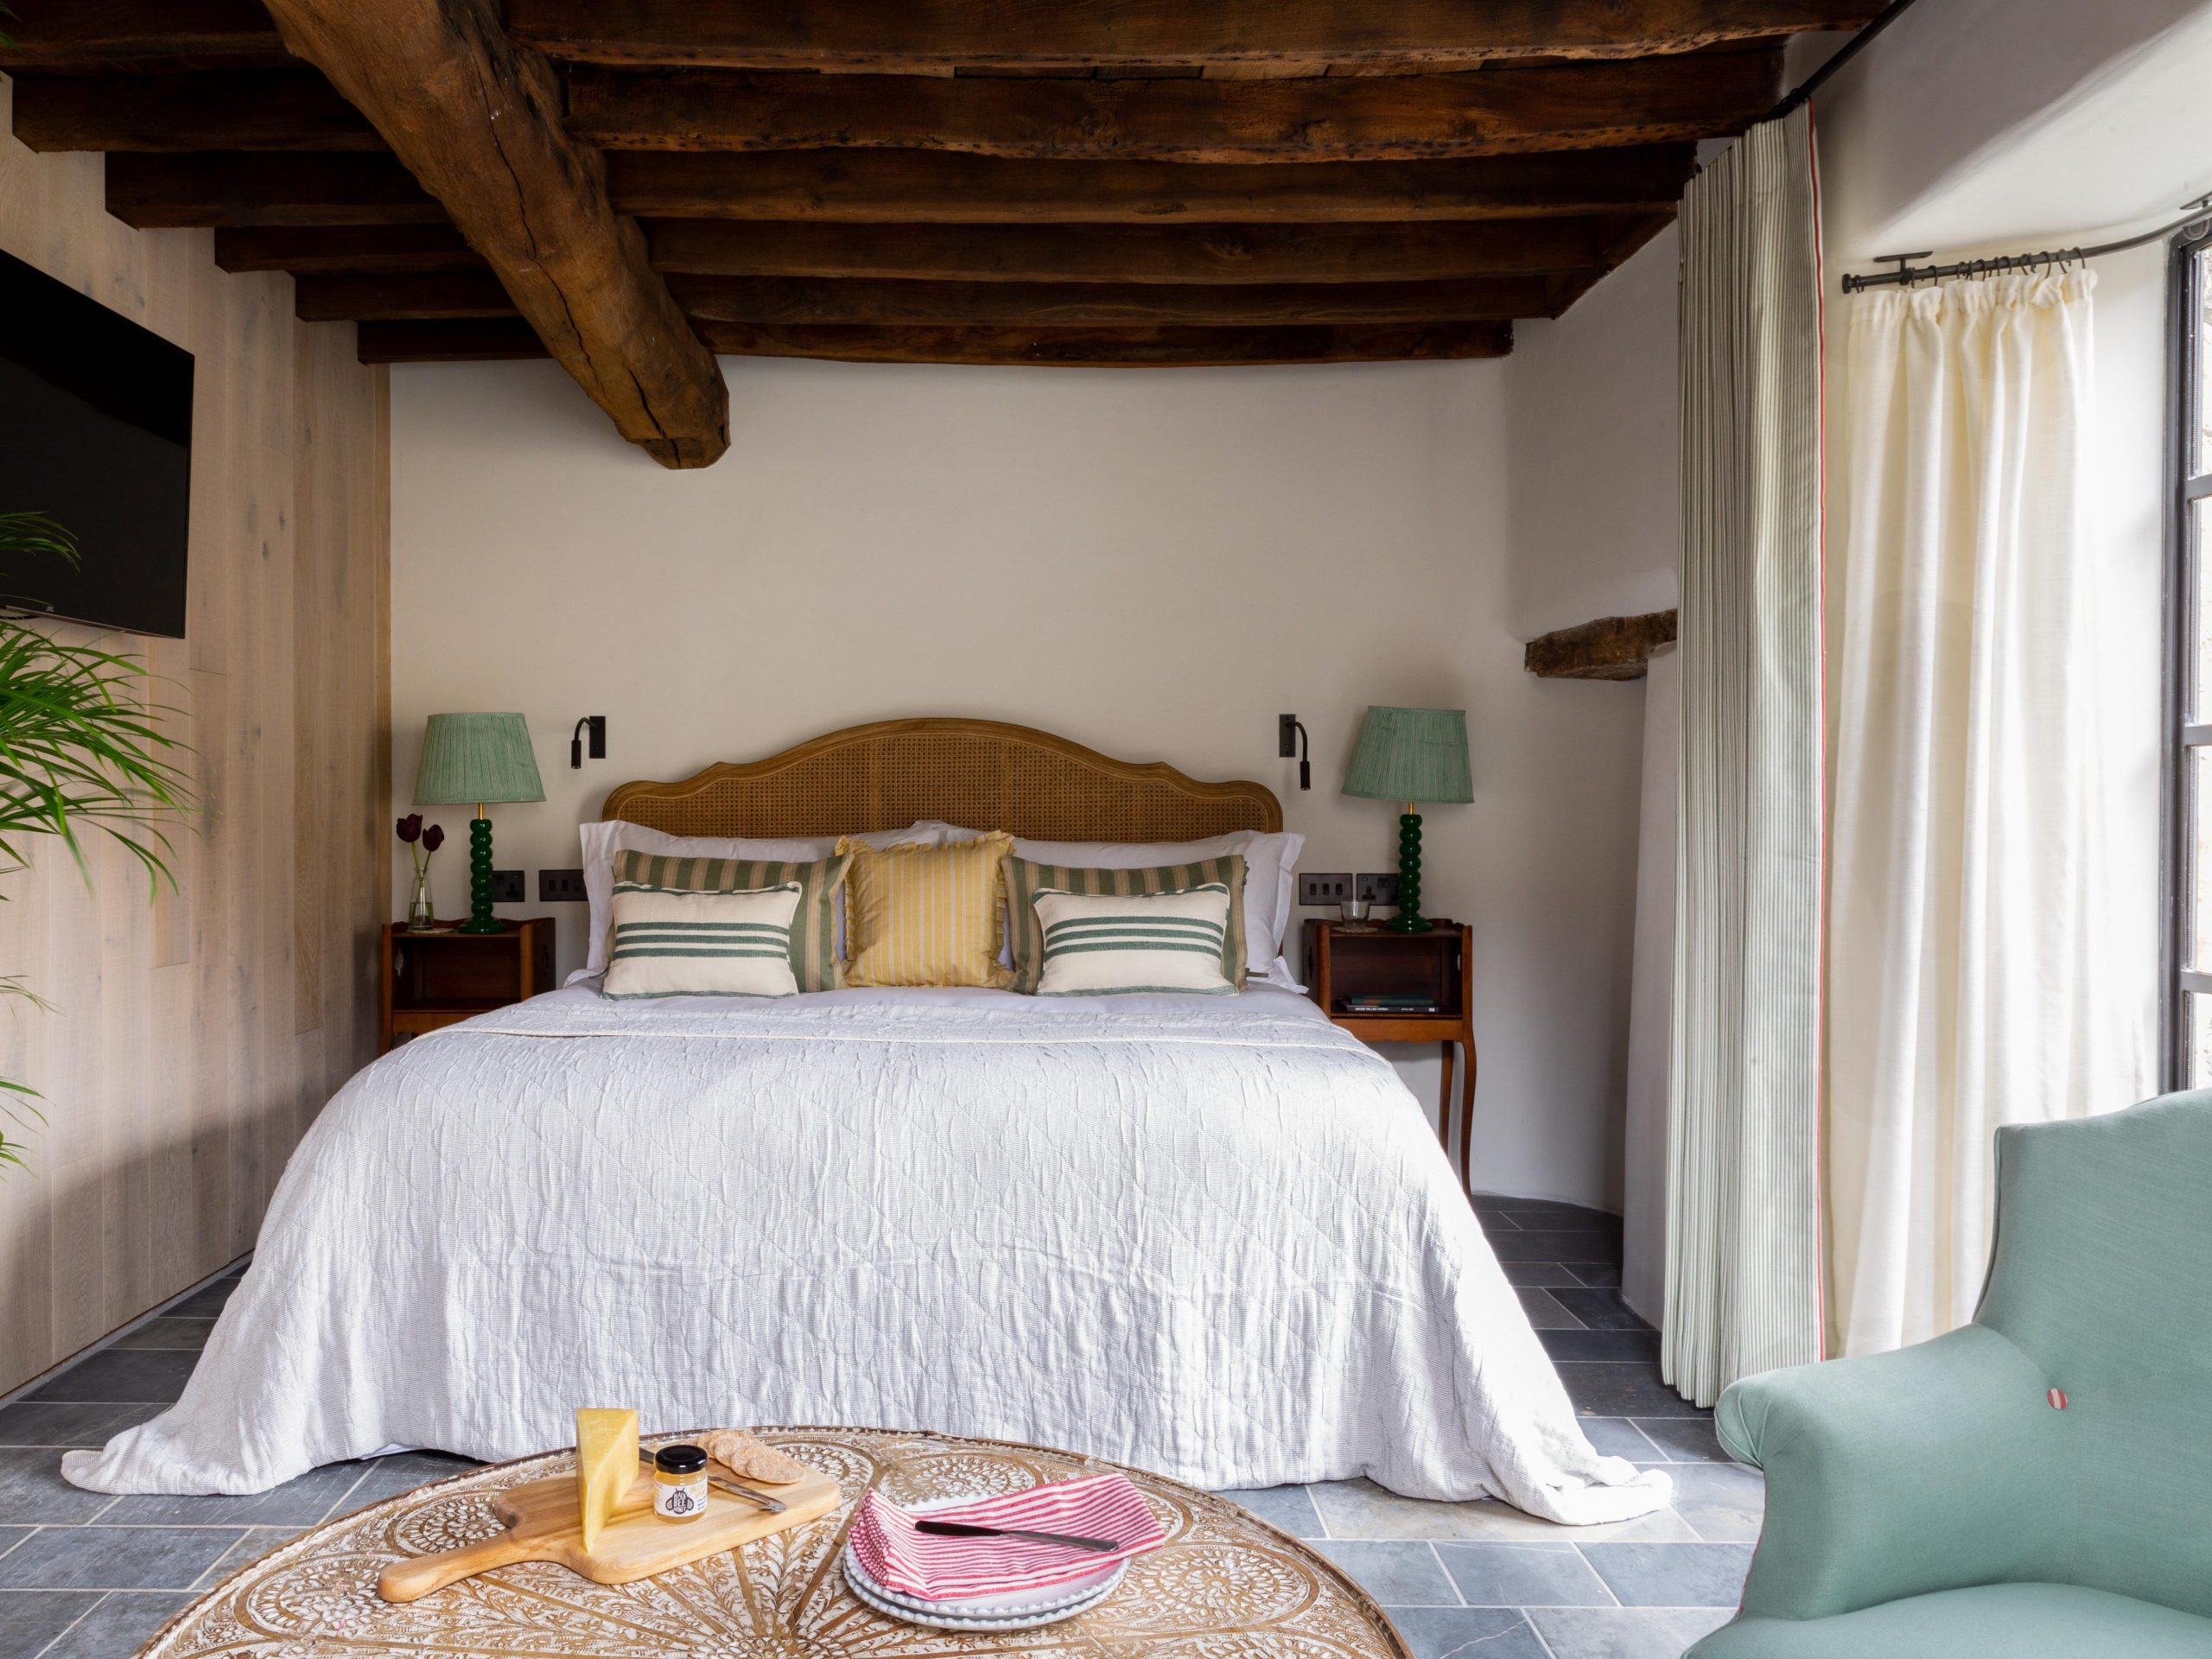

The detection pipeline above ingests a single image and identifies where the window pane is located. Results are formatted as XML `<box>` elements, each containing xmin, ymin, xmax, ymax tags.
<box><xmin>2198</xmin><ymin>249</ymin><xmax>2212</xmax><ymax>475</ymax></box>
<box><xmin>2197</xmin><ymin>494</ymin><xmax>2212</xmax><ymax>721</ymax></box>
<box><xmin>2192</xmin><ymin>993</ymin><xmax>2212</xmax><ymax>1089</ymax></box>
<box><xmin>2195</xmin><ymin>742</ymin><xmax>2212</xmax><ymax>969</ymax></box>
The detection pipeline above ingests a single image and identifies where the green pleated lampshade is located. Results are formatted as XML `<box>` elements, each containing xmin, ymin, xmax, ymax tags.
<box><xmin>414</xmin><ymin>713</ymin><xmax>546</xmax><ymax>806</ymax></box>
<box><xmin>1342</xmin><ymin>707</ymin><xmax>1472</xmax><ymax>806</ymax></box>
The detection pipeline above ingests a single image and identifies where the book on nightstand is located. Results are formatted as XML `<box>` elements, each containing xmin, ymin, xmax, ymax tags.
<box><xmin>1340</xmin><ymin>994</ymin><xmax>1441</xmax><ymax>1015</ymax></box>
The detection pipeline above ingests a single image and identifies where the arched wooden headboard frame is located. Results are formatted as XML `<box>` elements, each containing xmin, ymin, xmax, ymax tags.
<box><xmin>600</xmin><ymin>718</ymin><xmax>1283</xmax><ymax>842</ymax></box>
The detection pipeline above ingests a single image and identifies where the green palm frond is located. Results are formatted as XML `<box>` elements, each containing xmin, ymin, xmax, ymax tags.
<box><xmin>0</xmin><ymin>511</ymin><xmax>198</xmax><ymax>1175</ymax></box>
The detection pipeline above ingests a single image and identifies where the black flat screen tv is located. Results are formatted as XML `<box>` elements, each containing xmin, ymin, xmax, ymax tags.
<box><xmin>0</xmin><ymin>248</ymin><xmax>194</xmax><ymax>638</ymax></box>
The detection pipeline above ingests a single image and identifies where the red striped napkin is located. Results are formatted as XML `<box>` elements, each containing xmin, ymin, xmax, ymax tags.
<box><xmin>847</xmin><ymin>1474</ymin><xmax>1165</xmax><ymax>1600</ymax></box>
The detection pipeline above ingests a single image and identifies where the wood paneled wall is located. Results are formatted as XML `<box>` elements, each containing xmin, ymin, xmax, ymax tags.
<box><xmin>0</xmin><ymin>79</ymin><xmax>389</xmax><ymax>1393</ymax></box>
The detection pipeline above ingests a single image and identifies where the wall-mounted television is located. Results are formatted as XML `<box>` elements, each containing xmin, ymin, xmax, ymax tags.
<box><xmin>0</xmin><ymin>249</ymin><xmax>193</xmax><ymax>638</ymax></box>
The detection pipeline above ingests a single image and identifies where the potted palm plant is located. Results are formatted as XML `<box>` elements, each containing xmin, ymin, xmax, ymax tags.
<box><xmin>0</xmin><ymin>512</ymin><xmax>195</xmax><ymax>1172</ymax></box>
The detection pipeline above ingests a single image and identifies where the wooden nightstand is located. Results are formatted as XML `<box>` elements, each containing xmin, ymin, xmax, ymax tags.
<box><xmin>381</xmin><ymin>918</ymin><xmax>556</xmax><ymax>1052</ymax></box>
<box><xmin>1304</xmin><ymin>918</ymin><xmax>1477</xmax><ymax>1192</ymax></box>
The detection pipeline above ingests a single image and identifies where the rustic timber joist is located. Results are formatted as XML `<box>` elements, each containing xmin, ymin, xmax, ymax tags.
<box><xmin>257</xmin><ymin>0</ymin><xmax>728</xmax><ymax>467</ymax></box>
<box><xmin>605</xmin><ymin>144</ymin><xmax>1698</xmax><ymax>224</ymax></box>
<box><xmin>644</xmin><ymin>217</ymin><xmax>1644</xmax><ymax>285</ymax></box>
<box><xmin>563</xmin><ymin>54</ymin><xmax>1783</xmax><ymax>163</ymax></box>
<box><xmin>1523</xmin><ymin>611</ymin><xmax>1680</xmax><ymax>680</ymax></box>
<box><xmin>505</xmin><ymin>0</ymin><xmax>1885</xmax><ymax>74</ymax></box>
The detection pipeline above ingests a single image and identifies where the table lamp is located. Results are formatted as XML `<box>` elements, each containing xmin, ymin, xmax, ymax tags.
<box><xmin>1342</xmin><ymin>706</ymin><xmax>1472</xmax><ymax>934</ymax></box>
<box><xmin>414</xmin><ymin>713</ymin><xmax>544</xmax><ymax>934</ymax></box>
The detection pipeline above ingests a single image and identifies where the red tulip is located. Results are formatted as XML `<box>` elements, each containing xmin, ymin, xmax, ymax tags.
<box><xmin>396</xmin><ymin>813</ymin><xmax>422</xmax><ymax>844</ymax></box>
<box><xmin>422</xmin><ymin>823</ymin><xmax>445</xmax><ymax>853</ymax></box>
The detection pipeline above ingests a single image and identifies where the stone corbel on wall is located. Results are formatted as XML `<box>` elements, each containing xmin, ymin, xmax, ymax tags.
<box><xmin>1522</xmin><ymin>610</ymin><xmax>1678</xmax><ymax>681</ymax></box>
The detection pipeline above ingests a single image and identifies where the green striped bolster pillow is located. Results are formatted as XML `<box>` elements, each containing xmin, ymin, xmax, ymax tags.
<box><xmin>1032</xmin><ymin>883</ymin><xmax>1237</xmax><ymax>996</ymax></box>
<box><xmin>609</xmin><ymin>848</ymin><xmax>853</xmax><ymax>992</ymax></box>
<box><xmin>1003</xmin><ymin>853</ymin><xmax>1248</xmax><ymax>995</ymax></box>
<box><xmin>603</xmin><ymin>881</ymin><xmax>803</xmax><ymax>1000</ymax></box>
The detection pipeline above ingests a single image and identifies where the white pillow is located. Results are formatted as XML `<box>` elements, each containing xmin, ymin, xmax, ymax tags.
<box><xmin>982</xmin><ymin>829</ymin><xmax>1306</xmax><ymax>988</ymax></box>
<box><xmin>577</xmin><ymin>819</ymin><xmax>959</xmax><ymax>979</ymax></box>
<box><xmin>1033</xmin><ymin>884</ymin><xmax>1236</xmax><ymax>996</ymax></box>
<box><xmin>602</xmin><ymin>882</ymin><xmax>804</xmax><ymax>999</ymax></box>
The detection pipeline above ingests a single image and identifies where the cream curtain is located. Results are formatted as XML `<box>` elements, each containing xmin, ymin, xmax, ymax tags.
<box><xmin>1827</xmin><ymin>272</ymin><xmax>2150</xmax><ymax>1355</ymax></box>
<box><xmin>1666</xmin><ymin>105</ymin><xmax>1826</xmax><ymax>1408</ymax></box>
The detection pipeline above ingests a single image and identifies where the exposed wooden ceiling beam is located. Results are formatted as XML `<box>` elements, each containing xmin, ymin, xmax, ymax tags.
<box><xmin>355</xmin><ymin>316</ymin><xmax>1516</xmax><ymax>365</ymax></box>
<box><xmin>232</xmin><ymin>0</ymin><xmax>732</xmax><ymax>466</ymax></box>
<box><xmin>105</xmin><ymin>152</ymin><xmax>444</xmax><ymax>227</ymax></box>
<box><xmin>608</xmin><ymin>143</ymin><xmax>1694</xmax><ymax>224</ymax></box>
<box><xmin>0</xmin><ymin>1</ymin><xmax>289</xmax><ymax>72</ymax></box>
<box><xmin>294</xmin><ymin>272</ymin><xmax>517</xmax><ymax>321</ymax></box>
<box><xmin>8</xmin><ymin>70</ymin><xmax>378</xmax><ymax>152</ymax></box>
<box><xmin>356</xmin><ymin>319</ymin><xmax>550</xmax><ymax>362</ymax></box>
<box><xmin>673</xmin><ymin>274</ymin><xmax>1554</xmax><ymax>327</ymax></box>
<box><xmin>646</xmin><ymin>217</ymin><xmax>1637</xmax><ymax>285</ymax></box>
<box><xmin>304</xmin><ymin>270</ymin><xmax>1554</xmax><ymax>326</ymax></box>
<box><xmin>507</xmin><ymin>0</ymin><xmax>1882</xmax><ymax>74</ymax></box>
<box><xmin>1524</xmin><ymin>611</ymin><xmax>1679</xmax><ymax>679</ymax></box>
<box><xmin>214</xmin><ymin>225</ymin><xmax>486</xmax><ymax>274</ymax></box>
<box><xmin>691</xmin><ymin>321</ymin><xmax>1516</xmax><ymax>365</ymax></box>
<box><xmin>564</xmin><ymin>54</ymin><xmax>1780</xmax><ymax>163</ymax></box>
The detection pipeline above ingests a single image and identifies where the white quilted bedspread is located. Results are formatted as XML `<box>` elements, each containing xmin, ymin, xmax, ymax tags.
<box><xmin>64</xmin><ymin>985</ymin><xmax>1669</xmax><ymax>1524</ymax></box>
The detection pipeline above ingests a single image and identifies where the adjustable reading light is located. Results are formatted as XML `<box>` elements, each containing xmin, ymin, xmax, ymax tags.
<box><xmin>570</xmin><ymin>715</ymin><xmax>607</xmax><ymax>770</ymax></box>
<box><xmin>1278</xmin><ymin>715</ymin><xmax>1311</xmax><ymax>791</ymax></box>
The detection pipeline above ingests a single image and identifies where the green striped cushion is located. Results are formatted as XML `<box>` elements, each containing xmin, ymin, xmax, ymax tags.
<box><xmin>604</xmin><ymin>882</ymin><xmax>803</xmax><ymax>1000</ymax></box>
<box><xmin>1033</xmin><ymin>883</ymin><xmax>1236</xmax><ymax>996</ymax></box>
<box><xmin>1002</xmin><ymin>853</ymin><xmax>1247</xmax><ymax>995</ymax></box>
<box><xmin>609</xmin><ymin>848</ymin><xmax>853</xmax><ymax>992</ymax></box>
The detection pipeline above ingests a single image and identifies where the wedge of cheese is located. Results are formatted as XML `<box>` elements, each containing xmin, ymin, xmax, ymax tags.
<box><xmin>575</xmin><ymin>1407</ymin><xmax>639</xmax><ymax>1554</ymax></box>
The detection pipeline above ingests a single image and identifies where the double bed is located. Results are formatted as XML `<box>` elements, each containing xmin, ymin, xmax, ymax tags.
<box><xmin>64</xmin><ymin>720</ymin><xmax>1667</xmax><ymax>1527</ymax></box>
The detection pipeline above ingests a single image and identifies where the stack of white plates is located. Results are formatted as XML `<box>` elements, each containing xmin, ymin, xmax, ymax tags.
<box><xmin>840</xmin><ymin>1499</ymin><xmax>1128</xmax><ymax>1632</ymax></box>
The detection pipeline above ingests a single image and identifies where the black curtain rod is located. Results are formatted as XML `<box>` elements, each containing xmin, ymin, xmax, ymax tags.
<box><xmin>1765</xmin><ymin>0</ymin><xmax>1928</xmax><ymax>124</ymax></box>
<box><xmin>1840</xmin><ymin>197</ymin><xmax>2212</xmax><ymax>293</ymax></box>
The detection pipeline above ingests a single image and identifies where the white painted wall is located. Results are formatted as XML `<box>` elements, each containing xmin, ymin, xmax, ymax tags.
<box><xmin>389</xmin><ymin>355</ymin><xmax>1646</xmax><ymax>1205</ymax></box>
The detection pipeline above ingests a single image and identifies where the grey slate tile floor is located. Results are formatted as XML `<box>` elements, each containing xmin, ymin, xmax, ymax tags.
<box><xmin>0</xmin><ymin>1198</ymin><xmax>1755</xmax><ymax>1659</ymax></box>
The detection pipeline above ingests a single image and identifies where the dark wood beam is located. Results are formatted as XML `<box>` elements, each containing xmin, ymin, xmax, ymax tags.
<box><xmin>608</xmin><ymin>143</ymin><xmax>1695</xmax><ymax>224</ymax></box>
<box><xmin>509</xmin><ymin>1</ymin><xmax>1883</xmax><ymax>73</ymax></box>
<box><xmin>8</xmin><ymin>70</ymin><xmax>378</xmax><ymax>152</ymax></box>
<box><xmin>257</xmin><ymin>0</ymin><xmax>728</xmax><ymax>467</ymax></box>
<box><xmin>646</xmin><ymin>216</ymin><xmax>1638</xmax><ymax>285</ymax></box>
<box><xmin>0</xmin><ymin>1</ymin><xmax>289</xmax><ymax>72</ymax></box>
<box><xmin>1524</xmin><ymin>611</ymin><xmax>1679</xmax><ymax>680</ymax></box>
<box><xmin>214</xmin><ymin>225</ymin><xmax>485</xmax><ymax>274</ymax></box>
<box><xmin>565</xmin><ymin>54</ymin><xmax>1781</xmax><ymax>162</ymax></box>
<box><xmin>692</xmin><ymin>321</ymin><xmax>1515</xmax><ymax>365</ymax></box>
<box><xmin>356</xmin><ymin>319</ymin><xmax>550</xmax><ymax>362</ymax></box>
<box><xmin>294</xmin><ymin>272</ymin><xmax>516</xmax><ymax>321</ymax></box>
<box><xmin>358</xmin><ymin>316</ymin><xmax>1515</xmax><ymax>366</ymax></box>
<box><xmin>105</xmin><ymin>152</ymin><xmax>444</xmax><ymax>227</ymax></box>
<box><xmin>684</xmin><ymin>273</ymin><xmax>1556</xmax><ymax>326</ymax></box>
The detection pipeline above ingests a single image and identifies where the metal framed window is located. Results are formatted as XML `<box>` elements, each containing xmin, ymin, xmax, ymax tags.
<box><xmin>2165</xmin><ymin>224</ymin><xmax>2212</xmax><ymax>1088</ymax></box>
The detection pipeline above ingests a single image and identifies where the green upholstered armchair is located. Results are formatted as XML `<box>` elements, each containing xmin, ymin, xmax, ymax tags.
<box><xmin>1688</xmin><ymin>1093</ymin><xmax>2212</xmax><ymax>1658</ymax></box>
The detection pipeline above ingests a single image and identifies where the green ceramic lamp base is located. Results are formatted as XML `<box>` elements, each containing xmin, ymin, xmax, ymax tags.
<box><xmin>1385</xmin><ymin>807</ymin><xmax>1432</xmax><ymax>933</ymax></box>
<box><xmin>458</xmin><ymin>809</ymin><xmax>504</xmax><ymax>933</ymax></box>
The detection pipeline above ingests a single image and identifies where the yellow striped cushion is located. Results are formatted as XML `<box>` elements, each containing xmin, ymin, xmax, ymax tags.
<box><xmin>837</xmin><ymin>832</ymin><xmax>1013</xmax><ymax>988</ymax></box>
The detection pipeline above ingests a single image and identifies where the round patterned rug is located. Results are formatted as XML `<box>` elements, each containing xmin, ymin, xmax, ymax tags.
<box><xmin>139</xmin><ymin>1427</ymin><xmax>1411</xmax><ymax>1659</ymax></box>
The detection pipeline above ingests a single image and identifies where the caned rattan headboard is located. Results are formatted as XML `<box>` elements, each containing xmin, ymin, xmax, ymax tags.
<box><xmin>601</xmin><ymin>718</ymin><xmax>1281</xmax><ymax>841</ymax></box>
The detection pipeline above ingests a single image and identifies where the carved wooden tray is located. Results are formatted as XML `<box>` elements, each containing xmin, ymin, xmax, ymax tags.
<box><xmin>137</xmin><ymin>1427</ymin><xmax>1412</xmax><ymax>1659</ymax></box>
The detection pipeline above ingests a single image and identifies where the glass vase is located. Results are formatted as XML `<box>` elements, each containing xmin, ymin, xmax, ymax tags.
<box><xmin>408</xmin><ymin>865</ymin><xmax>435</xmax><ymax>931</ymax></box>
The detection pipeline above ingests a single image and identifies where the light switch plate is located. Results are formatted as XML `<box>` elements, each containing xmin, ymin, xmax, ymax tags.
<box><xmin>538</xmin><ymin>868</ymin><xmax>588</xmax><ymax>903</ymax></box>
<box><xmin>1298</xmin><ymin>871</ymin><xmax>1352</xmax><ymax>906</ymax></box>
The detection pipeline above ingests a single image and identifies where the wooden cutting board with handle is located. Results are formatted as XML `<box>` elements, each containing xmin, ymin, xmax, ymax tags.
<box><xmin>377</xmin><ymin>1459</ymin><xmax>842</xmax><ymax>1602</ymax></box>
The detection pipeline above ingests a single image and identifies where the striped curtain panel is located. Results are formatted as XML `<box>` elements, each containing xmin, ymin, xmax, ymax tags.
<box><xmin>1665</xmin><ymin>105</ymin><xmax>1825</xmax><ymax>1408</ymax></box>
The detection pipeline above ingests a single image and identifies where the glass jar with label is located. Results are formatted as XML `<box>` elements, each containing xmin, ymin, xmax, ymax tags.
<box><xmin>653</xmin><ymin>1444</ymin><xmax>709</xmax><ymax>1522</ymax></box>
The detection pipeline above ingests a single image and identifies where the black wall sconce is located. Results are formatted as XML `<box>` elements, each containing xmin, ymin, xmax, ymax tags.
<box><xmin>1278</xmin><ymin>714</ymin><xmax>1311</xmax><ymax>790</ymax></box>
<box><xmin>570</xmin><ymin>715</ymin><xmax>607</xmax><ymax>769</ymax></box>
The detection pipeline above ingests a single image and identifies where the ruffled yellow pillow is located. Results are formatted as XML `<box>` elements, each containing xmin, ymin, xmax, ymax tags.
<box><xmin>837</xmin><ymin>833</ymin><xmax>1013</xmax><ymax>988</ymax></box>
